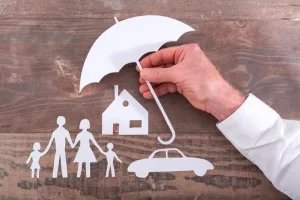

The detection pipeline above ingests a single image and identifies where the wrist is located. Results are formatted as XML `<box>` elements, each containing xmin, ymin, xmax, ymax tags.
<box><xmin>206</xmin><ymin>81</ymin><xmax>246</xmax><ymax>121</ymax></box>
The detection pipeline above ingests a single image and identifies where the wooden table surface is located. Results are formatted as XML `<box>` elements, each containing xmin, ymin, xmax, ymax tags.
<box><xmin>1</xmin><ymin>1</ymin><xmax>300</xmax><ymax>200</ymax></box>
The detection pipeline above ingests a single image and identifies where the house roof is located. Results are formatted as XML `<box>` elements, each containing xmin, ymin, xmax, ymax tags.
<box><xmin>103</xmin><ymin>89</ymin><xmax>148</xmax><ymax>115</ymax></box>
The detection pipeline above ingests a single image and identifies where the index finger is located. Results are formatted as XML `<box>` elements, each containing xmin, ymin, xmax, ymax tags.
<box><xmin>139</xmin><ymin>45</ymin><xmax>182</xmax><ymax>69</ymax></box>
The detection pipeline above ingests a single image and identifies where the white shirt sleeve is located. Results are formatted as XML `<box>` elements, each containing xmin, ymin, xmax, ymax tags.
<box><xmin>217</xmin><ymin>94</ymin><xmax>300</xmax><ymax>199</ymax></box>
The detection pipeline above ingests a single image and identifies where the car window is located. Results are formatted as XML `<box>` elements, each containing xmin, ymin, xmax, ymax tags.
<box><xmin>152</xmin><ymin>151</ymin><xmax>166</xmax><ymax>158</ymax></box>
<box><xmin>167</xmin><ymin>150</ymin><xmax>184</xmax><ymax>158</ymax></box>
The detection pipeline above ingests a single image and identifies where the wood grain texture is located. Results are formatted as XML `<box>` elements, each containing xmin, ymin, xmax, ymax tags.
<box><xmin>0</xmin><ymin>0</ymin><xmax>300</xmax><ymax>20</ymax></box>
<box><xmin>1</xmin><ymin>1</ymin><xmax>300</xmax><ymax>200</ymax></box>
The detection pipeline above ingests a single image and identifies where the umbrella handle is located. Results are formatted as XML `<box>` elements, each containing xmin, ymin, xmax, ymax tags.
<box><xmin>136</xmin><ymin>61</ymin><xmax>176</xmax><ymax>145</ymax></box>
<box><xmin>114</xmin><ymin>17</ymin><xmax>175</xmax><ymax>144</ymax></box>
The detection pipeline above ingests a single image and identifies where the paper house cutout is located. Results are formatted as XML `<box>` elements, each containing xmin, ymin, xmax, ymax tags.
<box><xmin>102</xmin><ymin>85</ymin><xmax>148</xmax><ymax>135</ymax></box>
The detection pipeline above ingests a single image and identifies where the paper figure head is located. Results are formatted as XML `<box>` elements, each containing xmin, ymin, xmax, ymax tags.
<box><xmin>57</xmin><ymin>116</ymin><xmax>66</xmax><ymax>126</ymax></box>
<box><xmin>107</xmin><ymin>143</ymin><xmax>114</xmax><ymax>150</ymax></box>
<box><xmin>79</xmin><ymin>119</ymin><xmax>90</xmax><ymax>130</ymax></box>
<box><xmin>33</xmin><ymin>142</ymin><xmax>41</xmax><ymax>151</ymax></box>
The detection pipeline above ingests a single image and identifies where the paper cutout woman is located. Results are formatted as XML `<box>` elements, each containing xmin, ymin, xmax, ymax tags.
<box><xmin>72</xmin><ymin>119</ymin><xmax>104</xmax><ymax>178</ymax></box>
<box><xmin>26</xmin><ymin>142</ymin><xmax>46</xmax><ymax>178</ymax></box>
<box><xmin>103</xmin><ymin>143</ymin><xmax>122</xmax><ymax>178</ymax></box>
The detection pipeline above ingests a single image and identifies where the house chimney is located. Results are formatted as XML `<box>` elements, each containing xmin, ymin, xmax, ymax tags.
<box><xmin>114</xmin><ymin>85</ymin><xmax>118</xmax><ymax>99</ymax></box>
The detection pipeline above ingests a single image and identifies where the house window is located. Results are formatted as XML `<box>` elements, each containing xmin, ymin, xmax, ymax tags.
<box><xmin>130</xmin><ymin>120</ymin><xmax>142</xmax><ymax>128</ymax></box>
<box><xmin>123</xmin><ymin>100</ymin><xmax>129</xmax><ymax>107</ymax></box>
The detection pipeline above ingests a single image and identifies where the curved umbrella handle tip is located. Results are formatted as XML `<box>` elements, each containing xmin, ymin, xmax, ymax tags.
<box><xmin>157</xmin><ymin>134</ymin><xmax>176</xmax><ymax>145</ymax></box>
<box><xmin>114</xmin><ymin>16</ymin><xmax>119</xmax><ymax>23</ymax></box>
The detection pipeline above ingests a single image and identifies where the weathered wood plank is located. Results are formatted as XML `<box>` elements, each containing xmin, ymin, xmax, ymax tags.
<box><xmin>0</xmin><ymin>0</ymin><xmax>300</xmax><ymax>20</ymax></box>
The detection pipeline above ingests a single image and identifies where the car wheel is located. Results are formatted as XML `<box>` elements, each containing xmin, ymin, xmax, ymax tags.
<box><xmin>194</xmin><ymin>170</ymin><xmax>206</xmax><ymax>176</ymax></box>
<box><xmin>136</xmin><ymin>171</ymin><xmax>149</xmax><ymax>178</ymax></box>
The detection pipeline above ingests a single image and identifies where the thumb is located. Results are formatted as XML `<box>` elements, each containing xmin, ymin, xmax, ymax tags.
<box><xmin>140</xmin><ymin>67</ymin><xmax>177</xmax><ymax>83</ymax></box>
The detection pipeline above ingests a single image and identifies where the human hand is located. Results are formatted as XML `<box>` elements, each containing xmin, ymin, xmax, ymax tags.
<box><xmin>138</xmin><ymin>44</ymin><xmax>246</xmax><ymax>121</ymax></box>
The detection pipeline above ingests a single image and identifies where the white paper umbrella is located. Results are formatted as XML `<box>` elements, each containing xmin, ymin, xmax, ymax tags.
<box><xmin>80</xmin><ymin>15</ymin><xmax>195</xmax><ymax>145</ymax></box>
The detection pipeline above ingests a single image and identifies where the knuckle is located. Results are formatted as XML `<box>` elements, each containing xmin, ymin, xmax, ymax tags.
<box><xmin>188</xmin><ymin>43</ymin><xmax>201</xmax><ymax>52</ymax></box>
<box><xmin>154</xmin><ymin>69</ymin><xmax>160</xmax><ymax>81</ymax></box>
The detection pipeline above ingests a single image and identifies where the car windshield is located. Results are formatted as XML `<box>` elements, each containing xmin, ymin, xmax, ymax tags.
<box><xmin>149</xmin><ymin>149</ymin><xmax>186</xmax><ymax>158</ymax></box>
<box><xmin>167</xmin><ymin>149</ymin><xmax>185</xmax><ymax>158</ymax></box>
<box><xmin>149</xmin><ymin>150</ymin><xmax>167</xmax><ymax>158</ymax></box>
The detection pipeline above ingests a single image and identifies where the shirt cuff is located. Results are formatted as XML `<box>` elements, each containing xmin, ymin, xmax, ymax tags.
<box><xmin>217</xmin><ymin>93</ymin><xmax>280</xmax><ymax>150</ymax></box>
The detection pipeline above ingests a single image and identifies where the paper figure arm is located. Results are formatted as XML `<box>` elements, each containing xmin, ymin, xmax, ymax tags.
<box><xmin>66</xmin><ymin>131</ymin><xmax>74</xmax><ymax>147</ymax></box>
<box><xmin>42</xmin><ymin>133</ymin><xmax>55</xmax><ymax>155</ymax></box>
<box><xmin>114</xmin><ymin>152</ymin><xmax>122</xmax><ymax>163</ymax></box>
<box><xmin>40</xmin><ymin>150</ymin><xmax>47</xmax><ymax>157</ymax></box>
<box><xmin>90</xmin><ymin>134</ymin><xmax>105</xmax><ymax>154</ymax></box>
<box><xmin>26</xmin><ymin>153</ymin><xmax>32</xmax><ymax>164</ymax></box>
<box><xmin>217</xmin><ymin>94</ymin><xmax>300</xmax><ymax>200</ymax></box>
<box><xmin>72</xmin><ymin>134</ymin><xmax>80</xmax><ymax>148</ymax></box>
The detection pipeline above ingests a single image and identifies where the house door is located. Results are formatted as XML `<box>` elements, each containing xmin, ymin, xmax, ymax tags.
<box><xmin>113</xmin><ymin>123</ymin><xmax>119</xmax><ymax>134</ymax></box>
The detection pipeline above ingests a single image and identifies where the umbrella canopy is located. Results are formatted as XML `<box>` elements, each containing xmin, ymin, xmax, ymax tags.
<box><xmin>80</xmin><ymin>15</ymin><xmax>194</xmax><ymax>92</ymax></box>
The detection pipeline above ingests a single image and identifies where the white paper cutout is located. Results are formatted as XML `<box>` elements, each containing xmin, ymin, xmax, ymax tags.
<box><xmin>136</xmin><ymin>61</ymin><xmax>176</xmax><ymax>145</ymax></box>
<box><xmin>26</xmin><ymin>142</ymin><xmax>46</xmax><ymax>178</ymax></box>
<box><xmin>128</xmin><ymin>148</ymin><xmax>214</xmax><ymax>178</ymax></box>
<box><xmin>43</xmin><ymin>116</ymin><xmax>73</xmax><ymax>178</ymax></box>
<box><xmin>102</xmin><ymin>85</ymin><xmax>148</xmax><ymax>135</ymax></box>
<box><xmin>72</xmin><ymin>119</ymin><xmax>105</xmax><ymax>178</ymax></box>
<box><xmin>27</xmin><ymin>116</ymin><xmax>124</xmax><ymax>179</ymax></box>
<box><xmin>102</xmin><ymin>143</ymin><xmax>122</xmax><ymax>177</ymax></box>
<box><xmin>79</xmin><ymin>15</ymin><xmax>195</xmax><ymax>145</ymax></box>
<box><xmin>79</xmin><ymin>15</ymin><xmax>194</xmax><ymax>91</ymax></box>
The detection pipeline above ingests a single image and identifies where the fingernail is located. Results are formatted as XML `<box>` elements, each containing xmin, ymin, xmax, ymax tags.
<box><xmin>136</xmin><ymin>66</ymin><xmax>140</xmax><ymax>72</ymax></box>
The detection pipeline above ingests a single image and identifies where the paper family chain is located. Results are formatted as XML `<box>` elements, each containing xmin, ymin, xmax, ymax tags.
<box><xmin>26</xmin><ymin>117</ymin><xmax>121</xmax><ymax>179</ymax></box>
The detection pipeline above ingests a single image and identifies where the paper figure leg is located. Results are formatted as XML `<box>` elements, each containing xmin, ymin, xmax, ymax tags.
<box><xmin>77</xmin><ymin>162</ymin><xmax>82</xmax><ymax>178</ymax></box>
<box><xmin>106</xmin><ymin>165</ymin><xmax>110</xmax><ymax>177</ymax></box>
<box><xmin>37</xmin><ymin>169</ymin><xmax>40</xmax><ymax>178</ymax></box>
<box><xmin>86</xmin><ymin>162</ymin><xmax>91</xmax><ymax>178</ymax></box>
<box><xmin>53</xmin><ymin>153</ymin><xmax>60</xmax><ymax>178</ymax></box>
<box><xmin>31</xmin><ymin>169</ymin><xmax>34</xmax><ymax>178</ymax></box>
<box><xmin>110</xmin><ymin>164</ymin><xmax>115</xmax><ymax>177</ymax></box>
<box><xmin>60</xmin><ymin>152</ymin><xmax>68</xmax><ymax>178</ymax></box>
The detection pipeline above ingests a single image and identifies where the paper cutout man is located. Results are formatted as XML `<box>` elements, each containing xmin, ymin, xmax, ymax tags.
<box><xmin>103</xmin><ymin>143</ymin><xmax>122</xmax><ymax>177</ymax></box>
<box><xmin>43</xmin><ymin>116</ymin><xmax>73</xmax><ymax>178</ymax></box>
<box><xmin>72</xmin><ymin>119</ymin><xmax>105</xmax><ymax>178</ymax></box>
<box><xmin>26</xmin><ymin>142</ymin><xmax>46</xmax><ymax>178</ymax></box>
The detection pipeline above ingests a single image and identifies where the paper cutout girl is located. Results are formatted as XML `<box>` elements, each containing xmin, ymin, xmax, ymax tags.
<box><xmin>103</xmin><ymin>143</ymin><xmax>122</xmax><ymax>177</ymax></box>
<box><xmin>26</xmin><ymin>142</ymin><xmax>46</xmax><ymax>178</ymax></box>
<box><xmin>72</xmin><ymin>119</ymin><xmax>105</xmax><ymax>178</ymax></box>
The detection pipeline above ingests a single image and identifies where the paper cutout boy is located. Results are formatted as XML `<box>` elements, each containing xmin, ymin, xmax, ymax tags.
<box><xmin>26</xmin><ymin>142</ymin><xmax>46</xmax><ymax>178</ymax></box>
<box><xmin>103</xmin><ymin>143</ymin><xmax>122</xmax><ymax>177</ymax></box>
